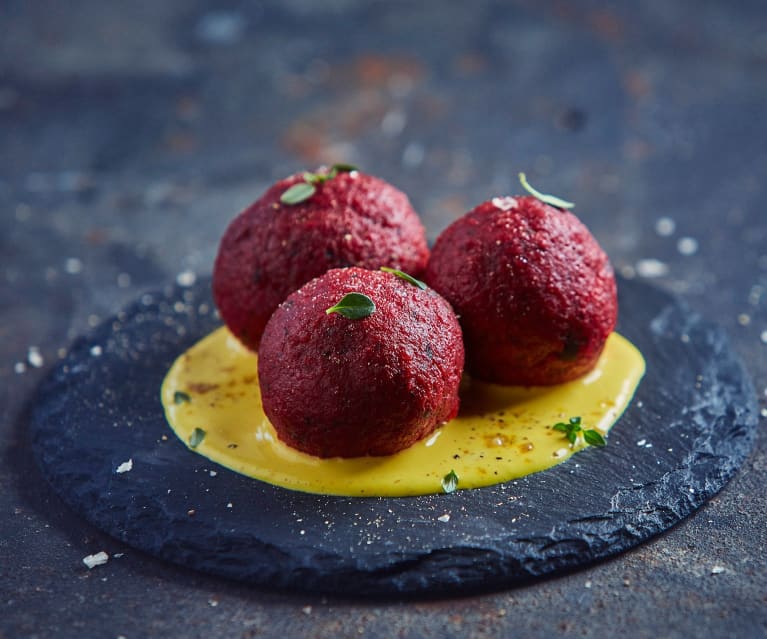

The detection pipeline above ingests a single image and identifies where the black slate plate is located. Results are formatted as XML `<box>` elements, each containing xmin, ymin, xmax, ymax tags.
<box><xmin>29</xmin><ymin>277</ymin><xmax>758</xmax><ymax>596</ymax></box>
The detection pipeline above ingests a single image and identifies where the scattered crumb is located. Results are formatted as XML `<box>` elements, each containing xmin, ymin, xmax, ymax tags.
<box><xmin>677</xmin><ymin>237</ymin><xmax>698</xmax><ymax>256</ymax></box>
<box><xmin>302</xmin><ymin>606</ymin><xmax>312</xmax><ymax>615</ymax></box>
<box><xmin>14</xmin><ymin>362</ymin><xmax>26</xmax><ymax>374</ymax></box>
<box><xmin>437</xmin><ymin>513</ymin><xmax>451</xmax><ymax>523</ymax></box>
<box><xmin>402</xmin><ymin>142</ymin><xmax>425</xmax><ymax>168</ymax></box>
<box><xmin>584</xmin><ymin>580</ymin><xmax>592</xmax><ymax>588</ymax></box>
<box><xmin>83</xmin><ymin>551</ymin><xmax>109</xmax><ymax>569</ymax></box>
<box><xmin>209</xmin><ymin>470</ymin><xmax>217</xmax><ymax>477</ymax></box>
<box><xmin>227</xmin><ymin>502</ymin><xmax>233</xmax><ymax>508</ymax></box>
<box><xmin>187</xmin><ymin>509</ymin><xmax>196</xmax><ymax>516</ymax></box>
<box><xmin>209</xmin><ymin>599</ymin><xmax>219</xmax><ymax>607</ymax></box>
<box><xmin>636</xmin><ymin>439</ymin><xmax>647</xmax><ymax>446</ymax></box>
<box><xmin>635</xmin><ymin>258</ymin><xmax>669</xmax><ymax>278</ymax></box>
<box><xmin>176</xmin><ymin>270</ymin><xmax>197</xmax><ymax>287</ymax></box>
<box><xmin>760</xmin><ymin>330</ymin><xmax>767</xmax><ymax>344</ymax></box>
<box><xmin>113</xmin><ymin>553</ymin><xmax>124</xmax><ymax>558</ymax></box>
<box><xmin>737</xmin><ymin>314</ymin><xmax>751</xmax><ymax>326</ymax></box>
<box><xmin>116</xmin><ymin>459</ymin><xmax>133</xmax><ymax>474</ymax></box>
<box><xmin>655</xmin><ymin>217</ymin><xmax>675</xmax><ymax>236</ymax></box>
<box><xmin>381</xmin><ymin>108</ymin><xmax>407</xmax><ymax>136</ymax></box>
<box><xmin>65</xmin><ymin>257</ymin><xmax>83</xmax><ymax>274</ymax></box>
<box><xmin>27</xmin><ymin>346</ymin><xmax>44</xmax><ymax>368</ymax></box>
<box><xmin>711</xmin><ymin>565</ymin><xmax>725</xmax><ymax>575</ymax></box>
<box><xmin>618</xmin><ymin>264</ymin><xmax>635</xmax><ymax>279</ymax></box>
<box><xmin>491</xmin><ymin>196</ymin><xmax>517</xmax><ymax>211</ymax></box>
<box><xmin>90</xmin><ymin>345</ymin><xmax>103</xmax><ymax>357</ymax></box>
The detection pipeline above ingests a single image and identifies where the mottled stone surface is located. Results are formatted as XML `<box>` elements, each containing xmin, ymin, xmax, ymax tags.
<box><xmin>28</xmin><ymin>276</ymin><xmax>758</xmax><ymax>595</ymax></box>
<box><xmin>2</xmin><ymin>0</ymin><xmax>766</xmax><ymax>637</ymax></box>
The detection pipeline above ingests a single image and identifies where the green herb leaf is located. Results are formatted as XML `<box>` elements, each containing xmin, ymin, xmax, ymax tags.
<box><xmin>280</xmin><ymin>182</ymin><xmax>316</xmax><ymax>205</ymax></box>
<box><xmin>302</xmin><ymin>171</ymin><xmax>321</xmax><ymax>184</ymax></box>
<box><xmin>173</xmin><ymin>390</ymin><xmax>191</xmax><ymax>405</ymax></box>
<box><xmin>380</xmin><ymin>266</ymin><xmax>427</xmax><ymax>290</ymax></box>
<box><xmin>518</xmin><ymin>172</ymin><xmax>575</xmax><ymax>210</ymax></box>
<box><xmin>442</xmin><ymin>469</ymin><xmax>459</xmax><ymax>494</ymax></box>
<box><xmin>553</xmin><ymin>416</ymin><xmax>606</xmax><ymax>449</ymax></box>
<box><xmin>325</xmin><ymin>292</ymin><xmax>376</xmax><ymax>319</ymax></box>
<box><xmin>583</xmin><ymin>430</ymin><xmax>606</xmax><ymax>447</ymax></box>
<box><xmin>330</xmin><ymin>163</ymin><xmax>358</xmax><ymax>174</ymax></box>
<box><xmin>189</xmin><ymin>427</ymin><xmax>206</xmax><ymax>448</ymax></box>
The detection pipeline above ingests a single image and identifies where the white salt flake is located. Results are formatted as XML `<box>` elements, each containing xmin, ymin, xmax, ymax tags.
<box><xmin>176</xmin><ymin>270</ymin><xmax>197</xmax><ymax>287</ymax></box>
<box><xmin>636</xmin><ymin>439</ymin><xmax>647</xmax><ymax>446</ymax></box>
<box><xmin>381</xmin><ymin>108</ymin><xmax>407</xmax><ymax>136</ymax></box>
<box><xmin>116</xmin><ymin>459</ymin><xmax>133</xmax><ymax>474</ymax></box>
<box><xmin>677</xmin><ymin>237</ymin><xmax>699</xmax><ymax>256</ymax></box>
<box><xmin>83</xmin><ymin>551</ymin><xmax>109</xmax><ymax>569</ymax></box>
<box><xmin>655</xmin><ymin>217</ymin><xmax>676</xmax><ymax>236</ymax></box>
<box><xmin>711</xmin><ymin>565</ymin><xmax>725</xmax><ymax>575</ymax></box>
<box><xmin>491</xmin><ymin>196</ymin><xmax>518</xmax><ymax>211</ymax></box>
<box><xmin>437</xmin><ymin>513</ymin><xmax>451</xmax><ymax>523</ymax></box>
<box><xmin>636</xmin><ymin>259</ymin><xmax>669</xmax><ymax>278</ymax></box>
<box><xmin>90</xmin><ymin>345</ymin><xmax>102</xmax><ymax>357</ymax></box>
<box><xmin>14</xmin><ymin>362</ymin><xmax>26</xmax><ymax>374</ymax></box>
<box><xmin>227</xmin><ymin>502</ymin><xmax>233</xmax><ymax>508</ymax></box>
<box><xmin>302</xmin><ymin>605</ymin><xmax>313</xmax><ymax>615</ymax></box>
<box><xmin>27</xmin><ymin>347</ymin><xmax>44</xmax><ymax>368</ymax></box>
<box><xmin>65</xmin><ymin>257</ymin><xmax>83</xmax><ymax>274</ymax></box>
<box><xmin>196</xmin><ymin>11</ymin><xmax>246</xmax><ymax>45</ymax></box>
<box><xmin>209</xmin><ymin>470</ymin><xmax>217</xmax><ymax>477</ymax></box>
<box><xmin>402</xmin><ymin>142</ymin><xmax>425</xmax><ymax>168</ymax></box>
<box><xmin>760</xmin><ymin>330</ymin><xmax>767</xmax><ymax>344</ymax></box>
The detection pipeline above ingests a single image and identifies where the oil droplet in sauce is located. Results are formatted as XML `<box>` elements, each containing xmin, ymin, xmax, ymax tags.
<box><xmin>161</xmin><ymin>329</ymin><xmax>645</xmax><ymax>497</ymax></box>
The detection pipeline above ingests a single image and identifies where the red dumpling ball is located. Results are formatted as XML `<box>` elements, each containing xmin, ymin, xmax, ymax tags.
<box><xmin>257</xmin><ymin>267</ymin><xmax>464</xmax><ymax>458</ymax></box>
<box><xmin>213</xmin><ymin>167</ymin><xmax>429</xmax><ymax>351</ymax></box>
<box><xmin>425</xmin><ymin>194</ymin><xmax>617</xmax><ymax>386</ymax></box>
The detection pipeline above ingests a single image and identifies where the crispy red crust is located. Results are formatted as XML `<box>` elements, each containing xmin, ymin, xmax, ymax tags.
<box><xmin>213</xmin><ymin>171</ymin><xmax>429</xmax><ymax>351</ymax></box>
<box><xmin>425</xmin><ymin>196</ymin><xmax>617</xmax><ymax>385</ymax></box>
<box><xmin>257</xmin><ymin>267</ymin><xmax>464</xmax><ymax>458</ymax></box>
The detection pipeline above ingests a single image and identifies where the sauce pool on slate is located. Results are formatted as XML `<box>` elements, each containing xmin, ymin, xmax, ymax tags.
<box><xmin>161</xmin><ymin>328</ymin><xmax>645</xmax><ymax>497</ymax></box>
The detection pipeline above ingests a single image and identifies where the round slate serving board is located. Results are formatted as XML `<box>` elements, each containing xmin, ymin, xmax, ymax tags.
<box><xmin>29</xmin><ymin>277</ymin><xmax>758</xmax><ymax>596</ymax></box>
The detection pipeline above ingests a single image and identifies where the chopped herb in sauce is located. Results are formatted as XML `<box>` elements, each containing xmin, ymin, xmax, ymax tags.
<box><xmin>189</xmin><ymin>427</ymin><xmax>207</xmax><ymax>448</ymax></box>
<box><xmin>442</xmin><ymin>469</ymin><xmax>459</xmax><ymax>493</ymax></box>
<box><xmin>173</xmin><ymin>390</ymin><xmax>191</xmax><ymax>404</ymax></box>
<box><xmin>552</xmin><ymin>416</ymin><xmax>605</xmax><ymax>447</ymax></box>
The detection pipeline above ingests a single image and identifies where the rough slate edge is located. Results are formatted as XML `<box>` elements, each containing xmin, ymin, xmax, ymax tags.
<box><xmin>28</xmin><ymin>277</ymin><xmax>758</xmax><ymax>597</ymax></box>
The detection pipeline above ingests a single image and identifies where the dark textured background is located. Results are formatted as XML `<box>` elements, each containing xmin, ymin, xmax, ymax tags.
<box><xmin>2</xmin><ymin>1</ymin><xmax>766</xmax><ymax>637</ymax></box>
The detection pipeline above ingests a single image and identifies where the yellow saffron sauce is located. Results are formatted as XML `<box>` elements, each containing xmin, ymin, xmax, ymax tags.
<box><xmin>161</xmin><ymin>328</ymin><xmax>645</xmax><ymax>497</ymax></box>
